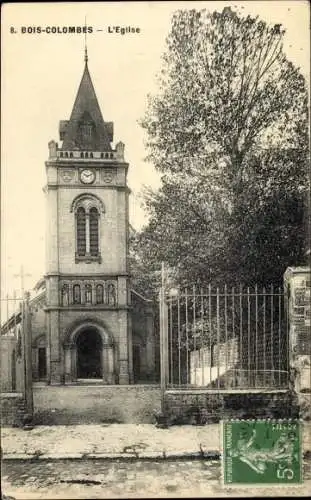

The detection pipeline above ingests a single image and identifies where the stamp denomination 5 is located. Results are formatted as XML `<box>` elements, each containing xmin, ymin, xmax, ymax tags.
<box><xmin>222</xmin><ymin>419</ymin><xmax>302</xmax><ymax>486</ymax></box>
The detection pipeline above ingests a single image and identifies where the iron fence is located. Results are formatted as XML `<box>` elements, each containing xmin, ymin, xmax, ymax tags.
<box><xmin>161</xmin><ymin>285</ymin><xmax>289</xmax><ymax>390</ymax></box>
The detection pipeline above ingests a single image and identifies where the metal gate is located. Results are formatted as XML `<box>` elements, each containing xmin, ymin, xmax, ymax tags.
<box><xmin>159</xmin><ymin>274</ymin><xmax>289</xmax><ymax>392</ymax></box>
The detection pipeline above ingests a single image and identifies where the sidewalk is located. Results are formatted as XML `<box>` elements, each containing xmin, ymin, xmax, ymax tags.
<box><xmin>2</xmin><ymin>424</ymin><xmax>218</xmax><ymax>460</ymax></box>
<box><xmin>2</xmin><ymin>423</ymin><xmax>311</xmax><ymax>460</ymax></box>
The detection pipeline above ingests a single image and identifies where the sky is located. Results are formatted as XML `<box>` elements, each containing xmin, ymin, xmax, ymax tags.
<box><xmin>1</xmin><ymin>1</ymin><xmax>310</xmax><ymax>320</ymax></box>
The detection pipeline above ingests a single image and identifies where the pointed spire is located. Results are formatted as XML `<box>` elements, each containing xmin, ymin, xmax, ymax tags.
<box><xmin>84</xmin><ymin>16</ymin><xmax>88</xmax><ymax>64</ymax></box>
<box><xmin>60</xmin><ymin>58</ymin><xmax>113</xmax><ymax>151</ymax></box>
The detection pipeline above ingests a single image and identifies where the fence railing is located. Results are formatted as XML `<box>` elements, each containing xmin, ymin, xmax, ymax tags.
<box><xmin>161</xmin><ymin>285</ymin><xmax>289</xmax><ymax>391</ymax></box>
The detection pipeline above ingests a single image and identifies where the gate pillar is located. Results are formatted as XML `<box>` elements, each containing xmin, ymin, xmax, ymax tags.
<box><xmin>284</xmin><ymin>266</ymin><xmax>311</xmax><ymax>394</ymax></box>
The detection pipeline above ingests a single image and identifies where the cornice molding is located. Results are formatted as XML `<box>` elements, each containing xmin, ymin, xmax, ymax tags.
<box><xmin>45</xmin><ymin>160</ymin><xmax>129</xmax><ymax>169</ymax></box>
<box><xmin>44</xmin><ymin>305</ymin><xmax>131</xmax><ymax>312</ymax></box>
<box><xmin>45</xmin><ymin>183</ymin><xmax>129</xmax><ymax>191</ymax></box>
<box><xmin>44</xmin><ymin>272</ymin><xmax>129</xmax><ymax>279</ymax></box>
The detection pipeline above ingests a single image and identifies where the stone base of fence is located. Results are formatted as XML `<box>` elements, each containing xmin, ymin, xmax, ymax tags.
<box><xmin>1</xmin><ymin>393</ymin><xmax>27</xmax><ymax>427</ymax></box>
<box><xmin>163</xmin><ymin>389</ymin><xmax>299</xmax><ymax>425</ymax></box>
<box><xmin>32</xmin><ymin>384</ymin><xmax>161</xmax><ymax>425</ymax></box>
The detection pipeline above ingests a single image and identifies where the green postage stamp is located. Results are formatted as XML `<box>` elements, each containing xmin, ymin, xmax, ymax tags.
<box><xmin>222</xmin><ymin>419</ymin><xmax>303</xmax><ymax>486</ymax></box>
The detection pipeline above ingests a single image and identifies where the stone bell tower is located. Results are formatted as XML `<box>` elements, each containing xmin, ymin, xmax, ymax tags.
<box><xmin>44</xmin><ymin>51</ymin><xmax>133</xmax><ymax>385</ymax></box>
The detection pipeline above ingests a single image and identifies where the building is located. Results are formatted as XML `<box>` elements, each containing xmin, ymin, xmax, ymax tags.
<box><xmin>2</xmin><ymin>52</ymin><xmax>157</xmax><ymax>392</ymax></box>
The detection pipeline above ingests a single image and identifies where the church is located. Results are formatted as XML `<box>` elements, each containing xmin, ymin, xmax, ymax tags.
<box><xmin>1</xmin><ymin>51</ymin><xmax>157</xmax><ymax>392</ymax></box>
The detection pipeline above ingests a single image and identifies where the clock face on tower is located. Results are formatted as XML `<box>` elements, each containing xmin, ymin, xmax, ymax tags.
<box><xmin>80</xmin><ymin>169</ymin><xmax>95</xmax><ymax>184</ymax></box>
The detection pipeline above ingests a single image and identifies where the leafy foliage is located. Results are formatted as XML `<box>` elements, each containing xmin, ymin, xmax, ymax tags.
<box><xmin>131</xmin><ymin>7</ymin><xmax>309</xmax><ymax>297</ymax></box>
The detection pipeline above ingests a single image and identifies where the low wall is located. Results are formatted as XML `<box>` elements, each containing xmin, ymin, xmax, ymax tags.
<box><xmin>1</xmin><ymin>393</ymin><xmax>26</xmax><ymax>427</ymax></box>
<box><xmin>33</xmin><ymin>385</ymin><xmax>161</xmax><ymax>425</ymax></box>
<box><xmin>164</xmin><ymin>390</ymin><xmax>299</xmax><ymax>424</ymax></box>
<box><xmin>190</xmin><ymin>340</ymin><xmax>238</xmax><ymax>386</ymax></box>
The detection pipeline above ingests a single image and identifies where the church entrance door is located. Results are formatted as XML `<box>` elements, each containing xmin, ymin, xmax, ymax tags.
<box><xmin>77</xmin><ymin>328</ymin><xmax>102</xmax><ymax>379</ymax></box>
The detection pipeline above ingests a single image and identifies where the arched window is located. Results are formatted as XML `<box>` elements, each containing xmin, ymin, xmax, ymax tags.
<box><xmin>85</xmin><ymin>284</ymin><xmax>92</xmax><ymax>304</ymax></box>
<box><xmin>61</xmin><ymin>284</ymin><xmax>69</xmax><ymax>306</ymax></box>
<box><xmin>96</xmin><ymin>284</ymin><xmax>104</xmax><ymax>304</ymax></box>
<box><xmin>89</xmin><ymin>208</ymin><xmax>99</xmax><ymax>256</ymax></box>
<box><xmin>72</xmin><ymin>194</ymin><xmax>104</xmax><ymax>262</ymax></box>
<box><xmin>73</xmin><ymin>284</ymin><xmax>81</xmax><ymax>304</ymax></box>
<box><xmin>107</xmin><ymin>283</ymin><xmax>116</xmax><ymax>306</ymax></box>
<box><xmin>76</xmin><ymin>207</ymin><xmax>86</xmax><ymax>256</ymax></box>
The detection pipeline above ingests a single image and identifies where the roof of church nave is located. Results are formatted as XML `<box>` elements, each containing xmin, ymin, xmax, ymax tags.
<box><xmin>60</xmin><ymin>51</ymin><xmax>113</xmax><ymax>152</ymax></box>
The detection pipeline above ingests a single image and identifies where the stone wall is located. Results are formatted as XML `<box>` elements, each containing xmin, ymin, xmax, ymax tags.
<box><xmin>1</xmin><ymin>334</ymin><xmax>25</xmax><ymax>394</ymax></box>
<box><xmin>163</xmin><ymin>390</ymin><xmax>299</xmax><ymax>425</ymax></box>
<box><xmin>190</xmin><ymin>339</ymin><xmax>238</xmax><ymax>386</ymax></box>
<box><xmin>0</xmin><ymin>336</ymin><xmax>16</xmax><ymax>392</ymax></box>
<box><xmin>1</xmin><ymin>393</ymin><xmax>26</xmax><ymax>427</ymax></box>
<box><xmin>33</xmin><ymin>384</ymin><xmax>161</xmax><ymax>425</ymax></box>
<box><xmin>284</xmin><ymin>266</ymin><xmax>310</xmax><ymax>419</ymax></box>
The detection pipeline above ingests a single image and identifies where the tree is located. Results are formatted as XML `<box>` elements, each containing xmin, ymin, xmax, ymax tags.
<box><xmin>142</xmin><ymin>7</ymin><xmax>307</xmax><ymax>175</ymax></box>
<box><xmin>133</xmin><ymin>6</ymin><xmax>309</xmax><ymax>295</ymax></box>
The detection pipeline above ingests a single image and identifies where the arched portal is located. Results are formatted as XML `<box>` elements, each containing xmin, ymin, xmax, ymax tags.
<box><xmin>77</xmin><ymin>327</ymin><xmax>102</xmax><ymax>378</ymax></box>
<box><xmin>63</xmin><ymin>319</ymin><xmax>115</xmax><ymax>384</ymax></box>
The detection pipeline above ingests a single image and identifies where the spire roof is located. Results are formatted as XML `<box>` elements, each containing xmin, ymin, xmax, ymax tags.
<box><xmin>61</xmin><ymin>60</ymin><xmax>112</xmax><ymax>151</ymax></box>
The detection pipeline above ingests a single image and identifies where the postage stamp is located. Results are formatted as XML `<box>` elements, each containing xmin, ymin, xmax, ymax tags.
<box><xmin>222</xmin><ymin>419</ymin><xmax>303</xmax><ymax>486</ymax></box>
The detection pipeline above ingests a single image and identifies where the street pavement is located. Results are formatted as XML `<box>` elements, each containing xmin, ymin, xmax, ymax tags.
<box><xmin>2</xmin><ymin>423</ymin><xmax>311</xmax><ymax>498</ymax></box>
<box><xmin>2</xmin><ymin>457</ymin><xmax>311</xmax><ymax>498</ymax></box>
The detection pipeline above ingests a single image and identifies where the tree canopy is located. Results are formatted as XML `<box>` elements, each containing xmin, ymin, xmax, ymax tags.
<box><xmin>131</xmin><ymin>7</ymin><xmax>309</xmax><ymax>296</ymax></box>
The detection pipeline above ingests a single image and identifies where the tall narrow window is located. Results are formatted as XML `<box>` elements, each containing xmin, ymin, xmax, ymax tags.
<box><xmin>107</xmin><ymin>283</ymin><xmax>116</xmax><ymax>306</ymax></box>
<box><xmin>38</xmin><ymin>348</ymin><xmax>47</xmax><ymax>379</ymax></box>
<box><xmin>73</xmin><ymin>284</ymin><xmax>81</xmax><ymax>304</ymax></box>
<box><xmin>76</xmin><ymin>207</ymin><xmax>86</xmax><ymax>256</ymax></box>
<box><xmin>85</xmin><ymin>284</ymin><xmax>92</xmax><ymax>304</ymax></box>
<box><xmin>89</xmin><ymin>208</ymin><xmax>99</xmax><ymax>256</ymax></box>
<box><xmin>80</xmin><ymin>123</ymin><xmax>93</xmax><ymax>139</ymax></box>
<box><xmin>61</xmin><ymin>285</ymin><xmax>69</xmax><ymax>306</ymax></box>
<box><xmin>96</xmin><ymin>284</ymin><xmax>104</xmax><ymax>304</ymax></box>
<box><xmin>72</xmin><ymin>194</ymin><xmax>103</xmax><ymax>262</ymax></box>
